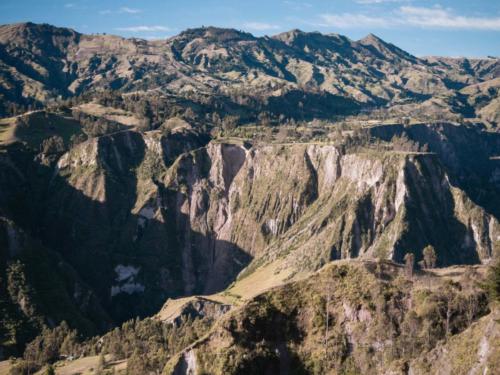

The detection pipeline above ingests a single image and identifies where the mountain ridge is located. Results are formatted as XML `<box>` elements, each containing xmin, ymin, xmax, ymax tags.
<box><xmin>0</xmin><ymin>22</ymin><xmax>498</xmax><ymax>123</ymax></box>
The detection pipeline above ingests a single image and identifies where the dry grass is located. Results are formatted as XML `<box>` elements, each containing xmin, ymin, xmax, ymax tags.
<box><xmin>156</xmin><ymin>258</ymin><xmax>300</xmax><ymax>322</ymax></box>
<box><xmin>0</xmin><ymin>361</ymin><xmax>12</xmax><ymax>375</ymax></box>
<box><xmin>75</xmin><ymin>103</ymin><xmax>141</xmax><ymax>127</ymax></box>
<box><xmin>222</xmin><ymin>258</ymin><xmax>298</xmax><ymax>302</ymax></box>
<box><xmin>0</xmin><ymin>116</ymin><xmax>18</xmax><ymax>144</ymax></box>
<box><xmin>155</xmin><ymin>296</ymin><xmax>215</xmax><ymax>321</ymax></box>
<box><xmin>406</xmin><ymin>264</ymin><xmax>488</xmax><ymax>295</ymax></box>
<box><xmin>33</xmin><ymin>355</ymin><xmax>126</xmax><ymax>375</ymax></box>
<box><xmin>156</xmin><ymin>259</ymin><xmax>490</xmax><ymax>326</ymax></box>
<box><xmin>0</xmin><ymin>111</ymin><xmax>83</xmax><ymax>148</ymax></box>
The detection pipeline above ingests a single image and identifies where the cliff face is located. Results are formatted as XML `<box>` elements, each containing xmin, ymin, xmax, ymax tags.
<box><xmin>163</xmin><ymin>140</ymin><xmax>498</xmax><ymax>288</ymax></box>
<box><xmin>409</xmin><ymin>307</ymin><xmax>500</xmax><ymax>375</ymax></box>
<box><xmin>1</xmin><ymin>117</ymin><xmax>499</xmax><ymax>357</ymax></box>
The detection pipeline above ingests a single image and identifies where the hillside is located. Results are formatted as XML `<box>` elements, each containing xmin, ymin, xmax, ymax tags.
<box><xmin>1</xmin><ymin>109</ymin><xmax>499</xmax><ymax>359</ymax></box>
<box><xmin>0</xmin><ymin>23</ymin><xmax>499</xmax><ymax>128</ymax></box>
<box><xmin>0</xmin><ymin>21</ymin><xmax>499</xmax><ymax>375</ymax></box>
<box><xmin>5</xmin><ymin>261</ymin><xmax>497</xmax><ymax>375</ymax></box>
<box><xmin>164</xmin><ymin>262</ymin><xmax>497</xmax><ymax>375</ymax></box>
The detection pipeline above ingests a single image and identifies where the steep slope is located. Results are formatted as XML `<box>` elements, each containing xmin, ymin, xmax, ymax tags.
<box><xmin>1</xmin><ymin>20</ymin><xmax>500</xmax><ymax>371</ymax></box>
<box><xmin>410</xmin><ymin>307</ymin><xmax>500</xmax><ymax>374</ymax></box>
<box><xmin>0</xmin><ymin>217</ymin><xmax>111</xmax><ymax>358</ymax></box>
<box><xmin>164</xmin><ymin>261</ymin><xmax>492</xmax><ymax>375</ymax></box>
<box><xmin>367</xmin><ymin>123</ymin><xmax>500</xmax><ymax>217</ymax></box>
<box><xmin>0</xmin><ymin>23</ymin><xmax>80</xmax><ymax>109</ymax></box>
<box><xmin>1</xmin><ymin>118</ymin><xmax>498</xmax><ymax>337</ymax></box>
<box><xmin>0</xmin><ymin>23</ymin><xmax>498</xmax><ymax>118</ymax></box>
<box><xmin>460</xmin><ymin>78</ymin><xmax>500</xmax><ymax>127</ymax></box>
<box><xmin>164</xmin><ymin>137</ymin><xmax>498</xmax><ymax>287</ymax></box>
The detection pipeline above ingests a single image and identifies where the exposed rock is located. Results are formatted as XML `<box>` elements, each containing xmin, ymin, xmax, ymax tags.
<box><xmin>157</xmin><ymin>296</ymin><xmax>231</xmax><ymax>326</ymax></box>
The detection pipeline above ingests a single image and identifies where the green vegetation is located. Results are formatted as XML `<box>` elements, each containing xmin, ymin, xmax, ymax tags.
<box><xmin>0</xmin><ymin>20</ymin><xmax>499</xmax><ymax>375</ymax></box>
<box><xmin>9</xmin><ymin>315</ymin><xmax>213</xmax><ymax>375</ymax></box>
<box><xmin>422</xmin><ymin>245</ymin><xmax>437</xmax><ymax>269</ymax></box>
<box><xmin>483</xmin><ymin>260</ymin><xmax>500</xmax><ymax>303</ymax></box>
<box><xmin>0</xmin><ymin>224</ymin><xmax>108</xmax><ymax>360</ymax></box>
<box><xmin>11</xmin><ymin>112</ymin><xmax>83</xmax><ymax>150</ymax></box>
<box><xmin>164</xmin><ymin>263</ymin><xmax>490</xmax><ymax>375</ymax></box>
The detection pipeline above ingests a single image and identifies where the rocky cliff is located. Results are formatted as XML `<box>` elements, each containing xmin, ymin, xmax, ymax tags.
<box><xmin>2</xmin><ymin>116</ymin><xmax>498</xmax><ymax>346</ymax></box>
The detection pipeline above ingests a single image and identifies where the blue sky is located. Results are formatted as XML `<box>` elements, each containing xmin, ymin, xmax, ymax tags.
<box><xmin>1</xmin><ymin>0</ymin><xmax>499</xmax><ymax>57</ymax></box>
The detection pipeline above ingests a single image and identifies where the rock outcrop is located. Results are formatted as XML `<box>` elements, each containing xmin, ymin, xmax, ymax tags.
<box><xmin>1</xmin><ymin>117</ymin><xmax>499</xmax><ymax>358</ymax></box>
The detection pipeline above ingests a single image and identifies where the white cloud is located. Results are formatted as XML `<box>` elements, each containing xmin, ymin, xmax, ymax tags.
<box><xmin>115</xmin><ymin>25</ymin><xmax>170</xmax><ymax>32</ymax></box>
<box><xmin>399</xmin><ymin>6</ymin><xmax>500</xmax><ymax>30</ymax></box>
<box><xmin>99</xmin><ymin>7</ymin><xmax>142</xmax><ymax>15</ymax></box>
<box><xmin>64</xmin><ymin>3</ymin><xmax>75</xmax><ymax>8</ymax></box>
<box><xmin>119</xmin><ymin>7</ymin><xmax>142</xmax><ymax>14</ymax></box>
<box><xmin>319</xmin><ymin>13</ymin><xmax>390</xmax><ymax>28</ymax></box>
<box><xmin>316</xmin><ymin>6</ymin><xmax>500</xmax><ymax>31</ymax></box>
<box><xmin>356</xmin><ymin>0</ymin><xmax>409</xmax><ymax>4</ymax></box>
<box><xmin>242</xmin><ymin>22</ymin><xmax>281</xmax><ymax>31</ymax></box>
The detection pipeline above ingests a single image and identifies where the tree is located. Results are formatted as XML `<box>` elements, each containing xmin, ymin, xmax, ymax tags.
<box><xmin>422</xmin><ymin>245</ymin><xmax>437</xmax><ymax>269</ymax></box>
<box><xmin>482</xmin><ymin>260</ymin><xmax>500</xmax><ymax>303</ymax></box>
<box><xmin>211</xmin><ymin>112</ymin><xmax>221</xmax><ymax>126</ymax></box>
<box><xmin>222</xmin><ymin>115</ymin><xmax>238</xmax><ymax>133</ymax></box>
<box><xmin>443</xmin><ymin>283</ymin><xmax>460</xmax><ymax>337</ymax></box>
<box><xmin>96</xmin><ymin>352</ymin><xmax>106</xmax><ymax>375</ymax></box>
<box><xmin>70</xmin><ymin>133</ymin><xmax>87</xmax><ymax>147</ymax></box>
<box><xmin>401</xmin><ymin>310</ymin><xmax>420</xmax><ymax>357</ymax></box>
<box><xmin>258</xmin><ymin>112</ymin><xmax>271</xmax><ymax>127</ymax></box>
<box><xmin>183</xmin><ymin>107</ymin><xmax>196</xmax><ymax>120</ymax></box>
<box><xmin>391</xmin><ymin>134</ymin><xmax>420</xmax><ymax>152</ymax></box>
<box><xmin>324</xmin><ymin>281</ymin><xmax>330</xmax><ymax>361</ymax></box>
<box><xmin>127</xmin><ymin>349</ymin><xmax>148</xmax><ymax>375</ymax></box>
<box><xmin>420</xmin><ymin>143</ymin><xmax>430</xmax><ymax>153</ymax></box>
<box><xmin>137</xmin><ymin>117</ymin><xmax>151</xmax><ymax>131</ymax></box>
<box><xmin>404</xmin><ymin>253</ymin><xmax>415</xmax><ymax>279</ymax></box>
<box><xmin>41</xmin><ymin>135</ymin><xmax>65</xmax><ymax>155</ymax></box>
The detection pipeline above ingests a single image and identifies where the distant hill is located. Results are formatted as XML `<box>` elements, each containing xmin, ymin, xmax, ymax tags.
<box><xmin>0</xmin><ymin>22</ymin><xmax>498</xmax><ymax>124</ymax></box>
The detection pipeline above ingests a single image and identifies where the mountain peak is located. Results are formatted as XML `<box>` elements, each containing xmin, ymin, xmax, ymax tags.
<box><xmin>358</xmin><ymin>33</ymin><xmax>416</xmax><ymax>61</ymax></box>
<box><xmin>273</xmin><ymin>29</ymin><xmax>318</xmax><ymax>44</ymax></box>
<box><xmin>176</xmin><ymin>26</ymin><xmax>255</xmax><ymax>44</ymax></box>
<box><xmin>359</xmin><ymin>33</ymin><xmax>387</xmax><ymax>46</ymax></box>
<box><xmin>0</xmin><ymin>22</ymin><xmax>80</xmax><ymax>49</ymax></box>
<box><xmin>0</xmin><ymin>21</ymin><xmax>78</xmax><ymax>35</ymax></box>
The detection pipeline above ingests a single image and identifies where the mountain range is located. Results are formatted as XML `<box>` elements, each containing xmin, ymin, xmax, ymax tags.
<box><xmin>0</xmin><ymin>22</ymin><xmax>499</xmax><ymax>375</ymax></box>
<box><xmin>0</xmin><ymin>23</ymin><xmax>499</xmax><ymax>126</ymax></box>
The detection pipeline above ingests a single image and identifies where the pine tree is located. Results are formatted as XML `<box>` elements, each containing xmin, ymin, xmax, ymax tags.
<box><xmin>423</xmin><ymin>245</ymin><xmax>437</xmax><ymax>269</ymax></box>
<box><xmin>44</xmin><ymin>365</ymin><xmax>55</xmax><ymax>375</ymax></box>
<box><xmin>483</xmin><ymin>260</ymin><xmax>500</xmax><ymax>303</ymax></box>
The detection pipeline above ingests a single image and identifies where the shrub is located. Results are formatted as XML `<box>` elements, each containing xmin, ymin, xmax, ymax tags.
<box><xmin>483</xmin><ymin>260</ymin><xmax>500</xmax><ymax>303</ymax></box>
